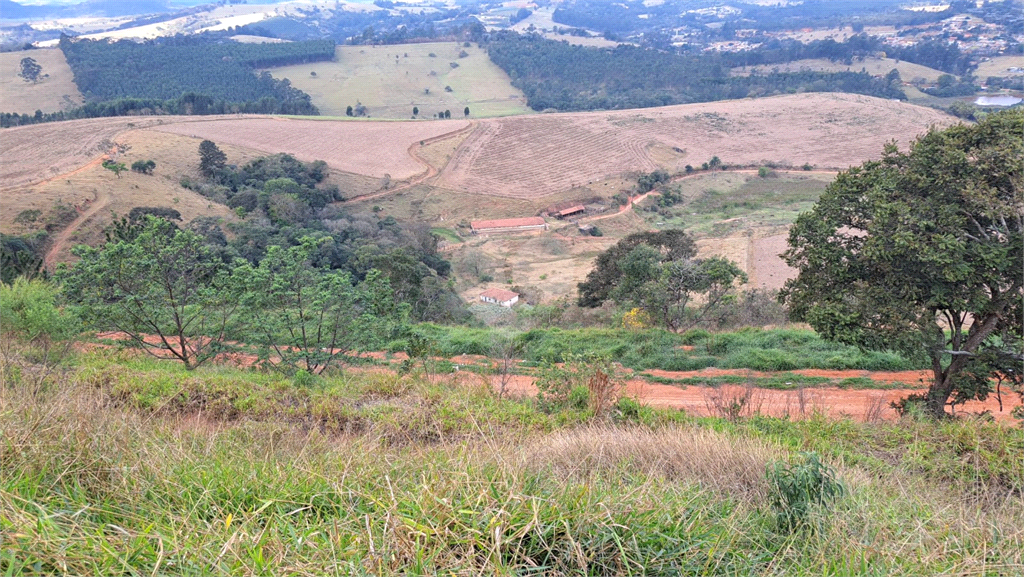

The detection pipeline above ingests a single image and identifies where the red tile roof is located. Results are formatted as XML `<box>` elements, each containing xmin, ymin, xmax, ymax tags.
<box><xmin>471</xmin><ymin>217</ymin><xmax>546</xmax><ymax>230</ymax></box>
<box><xmin>558</xmin><ymin>205</ymin><xmax>586</xmax><ymax>216</ymax></box>
<box><xmin>480</xmin><ymin>288</ymin><xmax>519</xmax><ymax>301</ymax></box>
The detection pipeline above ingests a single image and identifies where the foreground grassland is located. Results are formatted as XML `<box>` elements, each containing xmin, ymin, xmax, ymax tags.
<box><xmin>0</xmin><ymin>48</ymin><xmax>84</xmax><ymax>115</ymax></box>
<box><xmin>265</xmin><ymin>43</ymin><xmax>531</xmax><ymax>119</ymax></box>
<box><xmin>2</xmin><ymin>350</ymin><xmax>1022</xmax><ymax>575</ymax></box>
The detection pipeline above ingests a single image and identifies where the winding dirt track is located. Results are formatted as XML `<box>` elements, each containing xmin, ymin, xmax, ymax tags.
<box><xmin>344</xmin><ymin>120</ymin><xmax>478</xmax><ymax>202</ymax></box>
<box><xmin>42</xmin><ymin>188</ymin><xmax>109</xmax><ymax>272</ymax></box>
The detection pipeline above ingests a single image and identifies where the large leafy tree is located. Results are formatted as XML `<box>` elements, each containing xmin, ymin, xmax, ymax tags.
<box><xmin>59</xmin><ymin>217</ymin><xmax>241</xmax><ymax>370</ymax></box>
<box><xmin>578</xmin><ymin>229</ymin><xmax>746</xmax><ymax>331</ymax></box>
<box><xmin>577</xmin><ymin>230</ymin><xmax>697</xmax><ymax>307</ymax></box>
<box><xmin>781</xmin><ymin>110</ymin><xmax>1023</xmax><ymax>417</ymax></box>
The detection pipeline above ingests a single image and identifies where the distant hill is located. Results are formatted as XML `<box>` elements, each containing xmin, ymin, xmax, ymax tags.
<box><xmin>0</xmin><ymin>0</ymin><xmax>171</xmax><ymax>20</ymax></box>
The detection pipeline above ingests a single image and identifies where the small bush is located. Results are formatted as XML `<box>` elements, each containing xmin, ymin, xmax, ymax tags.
<box><xmin>766</xmin><ymin>452</ymin><xmax>845</xmax><ymax>532</ymax></box>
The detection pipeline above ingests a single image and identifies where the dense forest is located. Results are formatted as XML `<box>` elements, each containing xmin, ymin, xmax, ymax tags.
<box><xmin>59</xmin><ymin>35</ymin><xmax>333</xmax><ymax>105</ymax></box>
<box><xmin>488</xmin><ymin>32</ymin><xmax>906</xmax><ymax>112</ymax></box>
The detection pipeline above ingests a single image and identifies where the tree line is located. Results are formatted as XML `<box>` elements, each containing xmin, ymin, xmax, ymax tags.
<box><xmin>1</xmin><ymin>91</ymin><xmax>314</xmax><ymax>129</ymax></box>
<box><xmin>487</xmin><ymin>32</ymin><xmax>906</xmax><ymax>112</ymax></box>
<box><xmin>58</xmin><ymin>34</ymin><xmax>333</xmax><ymax>104</ymax></box>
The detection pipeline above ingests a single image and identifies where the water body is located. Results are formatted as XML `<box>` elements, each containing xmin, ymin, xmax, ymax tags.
<box><xmin>974</xmin><ymin>95</ymin><xmax>1023</xmax><ymax>106</ymax></box>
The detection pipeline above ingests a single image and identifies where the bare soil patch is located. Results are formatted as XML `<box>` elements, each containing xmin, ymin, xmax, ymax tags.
<box><xmin>496</xmin><ymin>372</ymin><xmax>1021</xmax><ymax>422</ymax></box>
<box><xmin>434</xmin><ymin>93</ymin><xmax>954</xmax><ymax>199</ymax></box>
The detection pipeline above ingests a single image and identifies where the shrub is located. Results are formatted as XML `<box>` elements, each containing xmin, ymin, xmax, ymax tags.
<box><xmin>766</xmin><ymin>452</ymin><xmax>844</xmax><ymax>532</ymax></box>
<box><xmin>0</xmin><ymin>277</ymin><xmax>79</xmax><ymax>382</ymax></box>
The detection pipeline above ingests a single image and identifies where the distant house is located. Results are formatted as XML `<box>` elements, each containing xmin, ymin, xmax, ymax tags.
<box><xmin>557</xmin><ymin>205</ymin><xmax>586</xmax><ymax>219</ymax></box>
<box><xmin>479</xmin><ymin>288</ymin><xmax>519</xmax><ymax>307</ymax></box>
<box><xmin>470</xmin><ymin>217</ymin><xmax>547</xmax><ymax>234</ymax></box>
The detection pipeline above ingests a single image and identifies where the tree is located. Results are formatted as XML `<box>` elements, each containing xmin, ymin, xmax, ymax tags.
<box><xmin>346</xmin><ymin>105</ymin><xmax>354</xmax><ymax>116</ymax></box>
<box><xmin>708</xmin><ymin>155</ymin><xmax>722</xmax><ymax>176</ymax></box>
<box><xmin>578</xmin><ymin>230</ymin><xmax>696</xmax><ymax>307</ymax></box>
<box><xmin>464</xmin><ymin>106</ymin><xmax>470</xmax><ymax>117</ymax></box>
<box><xmin>781</xmin><ymin>110</ymin><xmax>1024</xmax><ymax>418</ymax></box>
<box><xmin>198</xmin><ymin>140</ymin><xmax>227</xmax><ymax>177</ymax></box>
<box><xmin>19</xmin><ymin>57</ymin><xmax>41</xmax><ymax>83</ymax></box>
<box><xmin>131</xmin><ymin>159</ymin><xmax>156</xmax><ymax>174</ymax></box>
<box><xmin>59</xmin><ymin>217</ymin><xmax>242</xmax><ymax>370</ymax></box>
<box><xmin>413</xmin><ymin>106</ymin><xmax>419</xmax><ymax>116</ymax></box>
<box><xmin>102</xmin><ymin>159</ymin><xmax>126</xmax><ymax>178</ymax></box>
<box><xmin>235</xmin><ymin>239</ymin><xmax>400</xmax><ymax>375</ymax></box>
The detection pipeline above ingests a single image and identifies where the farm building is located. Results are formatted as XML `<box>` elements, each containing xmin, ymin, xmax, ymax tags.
<box><xmin>470</xmin><ymin>217</ymin><xmax>547</xmax><ymax>234</ymax></box>
<box><xmin>479</xmin><ymin>288</ymin><xmax>519</xmax><ymax>307</ymax></box>
<box><xmin>556</xmin><ymin>205</ymin><xmax>586</xmax><ymax>219</ymax></box>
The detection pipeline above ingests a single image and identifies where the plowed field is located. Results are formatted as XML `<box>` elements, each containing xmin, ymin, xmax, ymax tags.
<box><xmin>150</xmin><ymin>117</ymin><xmax>471</xmax><ymax>179</ymax></box>
<box><xmin>434</xmin><ymin>93</ymin><xmax>955</xmax><ymax>198</ymax></box>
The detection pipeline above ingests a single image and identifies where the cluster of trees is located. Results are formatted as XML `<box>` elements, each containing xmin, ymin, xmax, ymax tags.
<box><xmin>59</xmin><ymin>217</ymin><xmax>405</xmax><ymax>373</ymax></box>
<box><xmin>182</xmin><ymin>142</ymin><xmax>469</xmax><ymax>324</ymax></box>
<box><xmin>487</xmin><ymin>32</ymin><xmax>905</xmax><ymax>112</ymax></box>
<box><xmin>58</xmin><ymin>34</ymin><xmax>332</xmax><ymax>107</ymax></box>
<box><xmin>577</xmin><ymin>230</ymin><xmax>747</xmax><ymax>332</ymax></box>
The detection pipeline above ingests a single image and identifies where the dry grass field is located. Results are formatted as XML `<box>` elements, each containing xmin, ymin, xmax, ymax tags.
<box><xmin>264</xmin><ymin>43</ymin><xmax>531</xmax><ymax>119</ymax></box>
<box><xmin>0</xmin><ymin>117</ymin><xmax>171</xmax><ymax>189</ymax></box>
<box><xmin>434</xmin><ymin>93</ymin><xmax>956</xmax><ymax>199</ymax></box>
<box><xmin>975</xmin><ymin>55</ymin><xmax>1024</xmax><ymax>79</ymax></box>
<box><xmin>149</xmin><ymin>116</ymin><xmax>471</xmax><ymax>180</ymax></box>
<box><xmin>731</xmin><ymin>57</ymin><xmax>948</xmax><ymax>83</ymax></box>
<box><xmin>0</xmin><ymin>48</ymin><xmax>84</xmax><ymax>114</ymax></box>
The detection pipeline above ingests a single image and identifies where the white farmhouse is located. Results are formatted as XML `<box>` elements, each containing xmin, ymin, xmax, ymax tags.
<box><xmin>479</xmin><ymin>288</ymin><xmax>519</xmax><ymax>307</ymax></box>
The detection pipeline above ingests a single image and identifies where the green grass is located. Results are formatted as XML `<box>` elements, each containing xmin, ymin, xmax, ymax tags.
<box><xmin>264</xmin><ymin>43</ymin><xmax>531</xmax><ymax>119</ymax></box>
<box><xmin>641</xmin><ymin>172</ymin><xmax>833</xmax><ymax>237</ymax></box>
<box><xmin>2</xmin><ymin>351</ymin><xmax>1021</xmax><ymax>575</ymax></box>
<box><xmin>430</xmin><ymin>227</ymin><xmax>463</xmax><ymax>243</ymax></box>
<box><xmin>642</xmin><ymin>373</ymin><xmax>907</xmax><ymax>391</ymax></box>
<box><xmin>405</xmin><ymin>324</ymin><xmax>919</xmax><ymax>374</ymax></box>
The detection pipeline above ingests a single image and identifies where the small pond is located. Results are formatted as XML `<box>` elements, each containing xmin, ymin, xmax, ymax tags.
<box><xmin>974</xmin><ymin>95</ymin><xmax>1022</xmax><ymax>106</ymax></box>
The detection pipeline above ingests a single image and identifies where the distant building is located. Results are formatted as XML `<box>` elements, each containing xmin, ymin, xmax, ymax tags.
<box><xmin>479</xmin><ymin>288</ymin><xmax>519</xmax><ymax>307</ymax></box>
<box><xmin>470</xmin><ymin>217</ymin><xmax>547</xmax><ymax>234</ymax></box>
<box><xmin>557</xmin><ymin>205</ymin><xmax>586</xmax><ymax>219</ymax></box>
